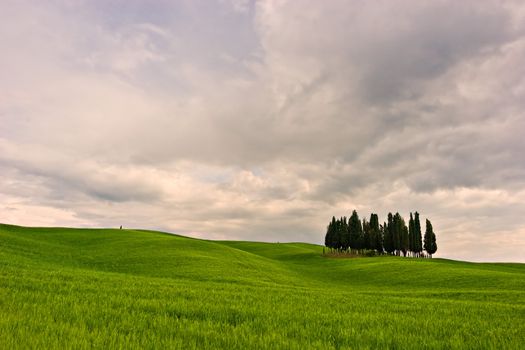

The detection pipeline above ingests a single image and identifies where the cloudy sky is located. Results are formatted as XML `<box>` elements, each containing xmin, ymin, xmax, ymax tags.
<box><xmin>1</xmin><ymin>0</ymin><xmax>525</xmax><ymax>262</ymax></box>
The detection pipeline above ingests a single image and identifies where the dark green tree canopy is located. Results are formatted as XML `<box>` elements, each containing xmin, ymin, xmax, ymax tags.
<box><xmin>324</xmin><ymin>210</ymin><xmax>437</xmax><ymax>258</ymax></box>
<box><xmin>412</xmin><ymin>212</ymin><xmax>423</xmax><ymax>255</ymax></box>
<box><xmin>383</xmin><ymin>213</ymin><xmax>395</xmax><ymax>254</ymax></box>
<box><xmin>408</xmin><ymin>213</ymin><xmax>415</xmax><ymax>254</ymax></box>
<box><xmin>348</xmin><ymin>210</ymin><xmax>363</xmax><ymax>251</ymax></box>
<box><xmin>369</xmin><ymin>213</ymin><xmax>382</xmax><ymax>253</ymax></box>
<box><xmin>424</xmin><ymin>219</ymin><xmax>438</xmax><ymax>257</ymax></box>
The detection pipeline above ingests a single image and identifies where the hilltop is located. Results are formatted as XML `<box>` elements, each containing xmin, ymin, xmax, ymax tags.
<box><xmin>1</xmin><ymin>223</ymin><xmax>524</xmax><ymax>349</ymax></box>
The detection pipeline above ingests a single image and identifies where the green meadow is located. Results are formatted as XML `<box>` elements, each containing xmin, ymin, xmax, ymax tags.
<box><xmin>1</xmin><ymin>224</ymin><xmax>524</xmax><ymax>349</ymax></box>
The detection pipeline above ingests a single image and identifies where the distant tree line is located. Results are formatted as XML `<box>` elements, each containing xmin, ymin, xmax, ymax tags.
<box><xmin>324</xmin><ymin>210</ymin><xmax>437</xmax><ymax>257</ymax></box>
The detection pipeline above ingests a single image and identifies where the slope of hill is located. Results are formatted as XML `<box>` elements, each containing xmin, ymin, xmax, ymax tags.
<box><xmin>1</xmin><ymin>224</ymin><xmax>524</xmax><ymax>349</ymax></box>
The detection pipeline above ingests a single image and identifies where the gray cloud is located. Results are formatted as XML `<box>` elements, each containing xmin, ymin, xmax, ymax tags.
<box><xmin>1</xmin><ymin>0</ymin><xmax>525</xmax><ymax>261</ymax></box>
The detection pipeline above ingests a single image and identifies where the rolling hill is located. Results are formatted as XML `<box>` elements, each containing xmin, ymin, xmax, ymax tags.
<box><xmin>1</xmin><ymin>223</ymin><xmax>524</xmax><ymax>349</ymax></box>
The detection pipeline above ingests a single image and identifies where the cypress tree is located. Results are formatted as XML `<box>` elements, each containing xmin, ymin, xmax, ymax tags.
<box><xmin>335</xmin><ymin>218</ymin><xmax>343</xmax><ymax>251</ymax></box>
<box><xmin>331</xmin><ymin>218</ymin><xmax>338</xmax><ymax>251</ymax></box>
<box><xmin>414</xmin><ymin>212</ymin><xmax>423</xmax><ymax>257</ymax></box>
<box><xmin>370</xmin><ymin>213</ymin><xmax>382</xmax><ymax>254</ymax></box>
<box><xmin>325</xmin><ymin>217</ymin><xmax>335</xmax><ymax>251</ymax></box>
<box><xmin>340</xmin><ymin>216</ymin><xmax>350</xmax><ymax>251</ymax></box>
<box><xmin>408</xmin><ymin>212</ymin><xmax>415</xmax><ymax>256</ymax></box>
<box><xmin>348</xmin><ymin>210</ymin><xmax>363</xmax><ymax>253</ymax></box>
<box><xmin>332</xmin><ymin>217</ymin><xmax>339</xmax><ymax>251</ymax></box>
<box><xmin>424</xmin><ymin>219</ymin><xmax>438</xmax><ymax>257</ymax></box>
<box><xmin>401</xmin><ymin>222</ymin><xmax>409</xmax><ymax>257</ymax></box>
<box><xmin>380</xmin><ymin>223</ymin><xmax>386</xmax><ymax>253</ymax></box>
<box><xmin>392</xmin><ymin>213</ymin><xmax>403</xmax><ymax>256</ymax></box>
<box><xmin>383</xmin><ymin>213</ymin><xmax>395</xmax><ymax>255</ymax></box>
<box><xmin>362</xmin><ymin>218</ymin><xmax>371</xmax><ymax>250</ymax></box>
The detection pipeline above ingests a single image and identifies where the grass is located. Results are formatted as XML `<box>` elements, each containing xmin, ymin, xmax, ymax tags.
<box><xmin>1</xmin><ymin>223</ymin><xmax>524</xmax><ymax>349</ymax></box>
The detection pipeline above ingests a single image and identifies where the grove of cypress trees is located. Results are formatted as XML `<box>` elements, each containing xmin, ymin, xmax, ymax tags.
<box><xmin>324</xmin><ymin>211</ymin><xmax>436</xmax><ymax>258</ymax></box>
<box><xmin>424</xmin><ymin>219</ymin><xmax>437</xmax><ymax>257</ymax></box>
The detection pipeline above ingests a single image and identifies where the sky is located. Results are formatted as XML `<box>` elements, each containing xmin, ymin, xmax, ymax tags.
<box><xmin>1</xmin><ymin>0</ymin><xmax>525</xmax><ymax>262</ymax></box>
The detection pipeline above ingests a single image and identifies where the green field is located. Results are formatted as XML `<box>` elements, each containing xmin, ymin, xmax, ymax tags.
<box><xmin>1</xmin><ymin>224</ymin><xmax>524</xmax><ymax>349</ymax></box>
